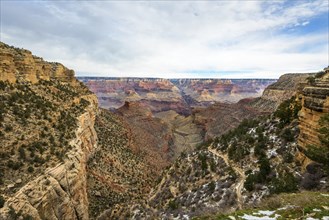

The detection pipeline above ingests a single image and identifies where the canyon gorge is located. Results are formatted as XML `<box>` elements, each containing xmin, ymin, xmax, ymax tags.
<box><xmin>0</xmin><ymin>42</ymin><xmax>328</xmax><ymax>220</ymax></box>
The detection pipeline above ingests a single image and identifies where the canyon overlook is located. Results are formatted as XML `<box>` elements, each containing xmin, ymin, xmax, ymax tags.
<box><xmin>0</xmin><ymin>42</ymin><xmax>328</xmax><ymax>220</ymax></box>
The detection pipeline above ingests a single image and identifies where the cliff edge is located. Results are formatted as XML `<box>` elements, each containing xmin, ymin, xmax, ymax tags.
<box><xmin>0</xmin><ymin>42</ymin><xmax>98</xmax><ymax>219</ymax></box>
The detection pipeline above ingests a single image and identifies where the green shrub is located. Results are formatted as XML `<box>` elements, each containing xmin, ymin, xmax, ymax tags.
<box><xmin>318</xmin><ymin>113</ymin><xmax>329</xmax><ymax>147</ymax></box>
<box><xmin>168</xmin><ymin>199</ymin><xmax>179</xmax><ymax>210</ymax></box>
<box><xmin>305</xmin><ymin>145</ymin><xmax>329</xmax><ymax>169</ymax></box>
<box><xmin>198</xmin><ymin>153</ymin><xmax>208</xmax><ymax>171</ymax></box>
<box><xmin>270</xmin><ymin>172</ymin><xmax>298</xmax><ymax>194</ymax></box>
<box><xmin>18</xmin><ymin>146</ymin><xmax>26</xmax><ymax>160</ymax></box>
<box><xmin>27</xmin><ymin>166</ymin><xmax>34</xmax><ymax>173</ymax></box>
<box><xmin>274</xmin><ymin>96</ymin><xmax>301</xmax><ymax>126</ymax></box>
<box><xmin>315</xmin><ymin>71</ymin><xmax>325</xmax><ymax>78</ymax></box>
<box><xmin>281</xmin><ymin>128</ymin><xmax>294</xmax><ymax>142</ymax></box>
<box><xmin>208</xmin><ymin>181</ymin><xmax>216</xmax><ymax>192</ymax></box>
<box><xmin>5</xmin><ymin>125</ymin><xmax>13</xmax><ymax>132</ymax></box>
<box><xmin>307</xmin><ymin>76</ymin><xmax>316</xmax><ymax>85</ymax></box>
<box><xmin>0</xmin><ymin>195</ymin><xmax>5</xmax><ymax>208</ymax></box>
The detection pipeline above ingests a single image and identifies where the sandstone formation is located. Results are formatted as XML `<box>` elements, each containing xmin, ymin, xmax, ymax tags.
<box><xmin>0</xmin><ymin>42</ymin><xmax>98</xmax><ymax>219</ymax></box>
<box><xmin>251</xmin><ymin>73</ymin><xmax>314</xmax><ymax>112</ymax></box>
<box><xmin>1</xmin><ymin>102</ymin><xmax>97</xmax><ymax>220</ymax></box>
<box><xmin>298</xmin><ymin>67</ymin><xmax>329</xmax><ymax>149</ymax></box>
<box><xmin>0</xmin><ymin>42</ymin><xmax>76</xmax><ymax>85</ymax></box>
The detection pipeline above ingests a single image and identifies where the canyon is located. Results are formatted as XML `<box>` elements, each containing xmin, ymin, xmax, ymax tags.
<box><xmin>79</xmin><ymin>77</ymin><xmax>276</xmax><ymax>114</ymax></box>
<box><xmin>0</xmin><ymin>42</ymin><xmax>328</xmax><ymax>220</ymax></box>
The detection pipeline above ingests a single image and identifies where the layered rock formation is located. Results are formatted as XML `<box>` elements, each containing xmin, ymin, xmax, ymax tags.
<box><xmin>0</xmin><ymin>42</ymin><xmax>98</xmax><ymax>219</ymax></box>
<box><xmin>193</xmin><ymin>101</ymin><xmax>265</xmax><ymax>140</ymax></box>
<box><xmin>79</xmin><ymin>77</ymin><xmax>276</xmax><ymax>113</ymax></box>
<box><xmin>251</xmin><ymin>73</ymin><xmax>314</xmax><ymax>112</ymax></box>
<box><xmin>171</xmin><ymin>78</ymin><xmax>276</xmax><ymax>105</ymax></box>
<box><xmin>0</xmin><ymin>42</ymin><xmax>76</xmax><ymax>84</ymax></box>
<box><xmin>298</xmin><ymin>68</ymin><xmax>329</xmax><ymax>149</ymax></box>
<box><xmin>1</xmin><ymin>102</ymin><xmax>97</xmax><ymax>219</ymax></box>
<box><xmin>80</xmin><ymin>77</ymin><xmax>190</xmax><ymax>114</ymax></box>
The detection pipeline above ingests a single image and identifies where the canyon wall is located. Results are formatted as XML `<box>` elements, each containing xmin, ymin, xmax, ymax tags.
<box><xmin>298</xmin><ymin>68</ymin><xmax>329</xmax><ymax>149</ymax></box>
<box><xmin>0</xmin><ymin>42</ymin><xmax>98</xmax><ymax>219</ymax></box>
<box><xmin>251</xmin><ymin>73</ymin><xmax>314</xmax><ymax>112</ymax></box>
<box><xmin>171</xmin><ymin>78</ymin><xmax>276</xmax><ymax>104</ymax></box>
<box><xmin>79</xmin><ymin>77</ymin><xmax>276</xmax><ymax>114</ymax></box>
<box><xmin>0</xmin><ymin>42</ymin><xmax>76</xmax><ymax>84</ymax></box>
<box><xmin>0</xmin><ymin>99</ymin><xmax>98</xmax><ymax>219</ymax></box>
<box><xmin>79</xmin><ymin>77</ymin><xmax>190</xmax><ymax>114</ymax></box>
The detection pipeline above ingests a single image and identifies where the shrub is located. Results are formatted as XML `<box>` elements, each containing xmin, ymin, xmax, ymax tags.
<box><xmin>304</xmin><ymin>145</ymin><xmax>329</xmax><ymax>170</ymax></box>
<box><xmin>307</xmin><ymin>76</ymin><xmax>316</xmax><ymax>85</ymax></box>
<box><xmin>0</xmin><ymin>195</ymin><xmax>5</xmax><ymax>208</ymax></box>
<box><xmin>318</xmin><ymin>113</ymin><xmax>329</xmax><ymax>147</ymax></box>
<box><xmin>270</xmin><ymin>172</ymin><xmax>298</xmax><ymax>194</ymax></box>
<box><xmin>274</xmin><ymin>96</ymin><xmax>301</xmax><ymax>126</ymax></box>
<box><xmin>18</xmin><ymin>146</ymin><xmax>26</xmax><ymax>160</ymax></box>
<box><xmin>168</xmin><ymin>199</ymin><xmax>179</xmax><ymax>210</ymax></box>
<box><xmin>198</xmin><ymin>153</ymin><xmax>208</xmax><ymax>171</ymax></box>
<box><xmin>5</xmin><ymin>125</ymin><xmax>13</xmax><ymax>132</ymax></box>
<box><xmin>244</xmin><ymin>173</ymin><xmax>258</xmax><ymax>191</ymax></box>
<box><xmin>315</xmin><ymin>71</ymin><xmax>325</xmax><ymax>78</ymax></box>
<box><xmin>27</xmin><ymin>166</ymin><xmax>34</xmax><ymax>173</ymax></box>
<box><xmin>281</xmin><ymin>128</ymin><xmax>294</xmax><ymax>142</ymax></box>
<box><xmin>208</xmin><ymin>181</ymin><xmax>216</xmax><ymax>192</ymax></box>
<box><xmin>259</xmin><ymin>157</ymin><xmax>271</xmax><ymax>180</ymax></box>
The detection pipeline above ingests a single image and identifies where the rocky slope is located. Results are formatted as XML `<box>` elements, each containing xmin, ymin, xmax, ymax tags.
<box><xmin>250</xmin><ymin>73</ymin><xmax>314</xmax><ymax>112</ymax></box>
<box><xmin>128</xmin><ymin>93</ymin><xmax>329</xmax><ymax>219</ymax></box>
<box><xmin>193</xmin><ymin>100</ymin><xmax>265</xmax><ymax>140</ymax></box>
<box><xmin>0</xmin><ymin>42</ymin><xmax>98</xmax><ymax>219</ymax></box>
<box><xmin>87</xmin><ymin>108</ymin><xmax>159</xmax><ymax>219</ymax></box>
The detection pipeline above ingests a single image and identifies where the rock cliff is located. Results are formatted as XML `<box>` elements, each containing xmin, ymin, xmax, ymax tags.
<box><xmin>251</xmin><ymin>73</ymin><xmax>314</xmax><ymax>112</ymax></box>
<box><xmin>0</xmin><ymin>42</ymin><xmax>76</xmax><ymax>84</ymax></box>
<box><xmin>0</xmin><ymin>42</ymin><xmax>98</xmax><ymax>219</ymax></box>
<box><xmin>0</xmin><ymin>102</ymin><xmax>97</xmax><ymax>219</ymax></box>
<box><xmin>298</xmin><ymin>68</ymin><xmax>329</xmax><ymax>149</ymax></box>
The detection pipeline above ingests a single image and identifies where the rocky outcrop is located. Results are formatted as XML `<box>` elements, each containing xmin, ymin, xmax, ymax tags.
<box><xmin>251</xmin><ymin>73</ymin><xmax>314</xmax><ymax>112</ymax></box>
<box><xmin>0</xmin><ymin>99</ymin><xmax>97</xmax><ymax>219</ymax></box>
<box><xmin>0</xmin><ymin>42</ymin><xmax>98</xmax><ymax>220</ymax></box>
<box><xmin>298</xmin><ymin>68</ymin><xmax>329</xmax><ymax>149</ymax></box>
<box><xmin>193</xmin><ymin>102</ymin><xmax>265</xmax><ymax>140</ymax></box>
<box><xmin>0</xmin><ymin>42</ymin><xmax>75</xmax><ymax>84</ymax></box>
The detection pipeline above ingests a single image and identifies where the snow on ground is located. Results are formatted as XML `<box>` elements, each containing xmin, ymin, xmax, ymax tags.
<box><xmin>238</xmin><ymin>210</ymin><xmax>281</xmax><ymax>220</ymax></box>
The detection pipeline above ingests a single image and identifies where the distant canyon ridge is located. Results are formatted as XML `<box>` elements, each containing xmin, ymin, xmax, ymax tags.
<box><xmin>78</xmin><ymin>77</ymin><xmax>276</xmax><ymax>114</ymax></box>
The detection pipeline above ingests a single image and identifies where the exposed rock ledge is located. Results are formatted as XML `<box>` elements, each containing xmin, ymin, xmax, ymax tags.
<box><xmin>0</xmin><ymin>95</ymin><xmax>98</xmax><ymax>220</ymax></box>
<box><xmin>298</xmin><ymin>68</ymin><xmax>329</xmax><ymax>150</ymax></box>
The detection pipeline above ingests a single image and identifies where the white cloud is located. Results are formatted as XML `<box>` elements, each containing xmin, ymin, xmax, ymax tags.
<box><xmin>0</xmin><ymin>0</ymin><xmax>328</xmax><ymax>78</ymax></box>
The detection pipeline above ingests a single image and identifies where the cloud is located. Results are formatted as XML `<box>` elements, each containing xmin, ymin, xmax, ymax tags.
<box><xmin>0</xmin><ymin>0</ymin><xmax>328</xmax><ymax>78</ymax></box>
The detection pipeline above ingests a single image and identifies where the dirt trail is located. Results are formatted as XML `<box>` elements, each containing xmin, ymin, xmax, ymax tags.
<box><xmin>208</xmin><ymin>147</ymin><xmax>246</xmax><ymax>210</ymax></box>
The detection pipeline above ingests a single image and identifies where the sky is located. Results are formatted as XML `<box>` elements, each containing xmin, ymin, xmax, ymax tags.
<box><xmin>0</xmin><ymin>0</ymin><xmax>328</xmax><ymax>79</ymax></box>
